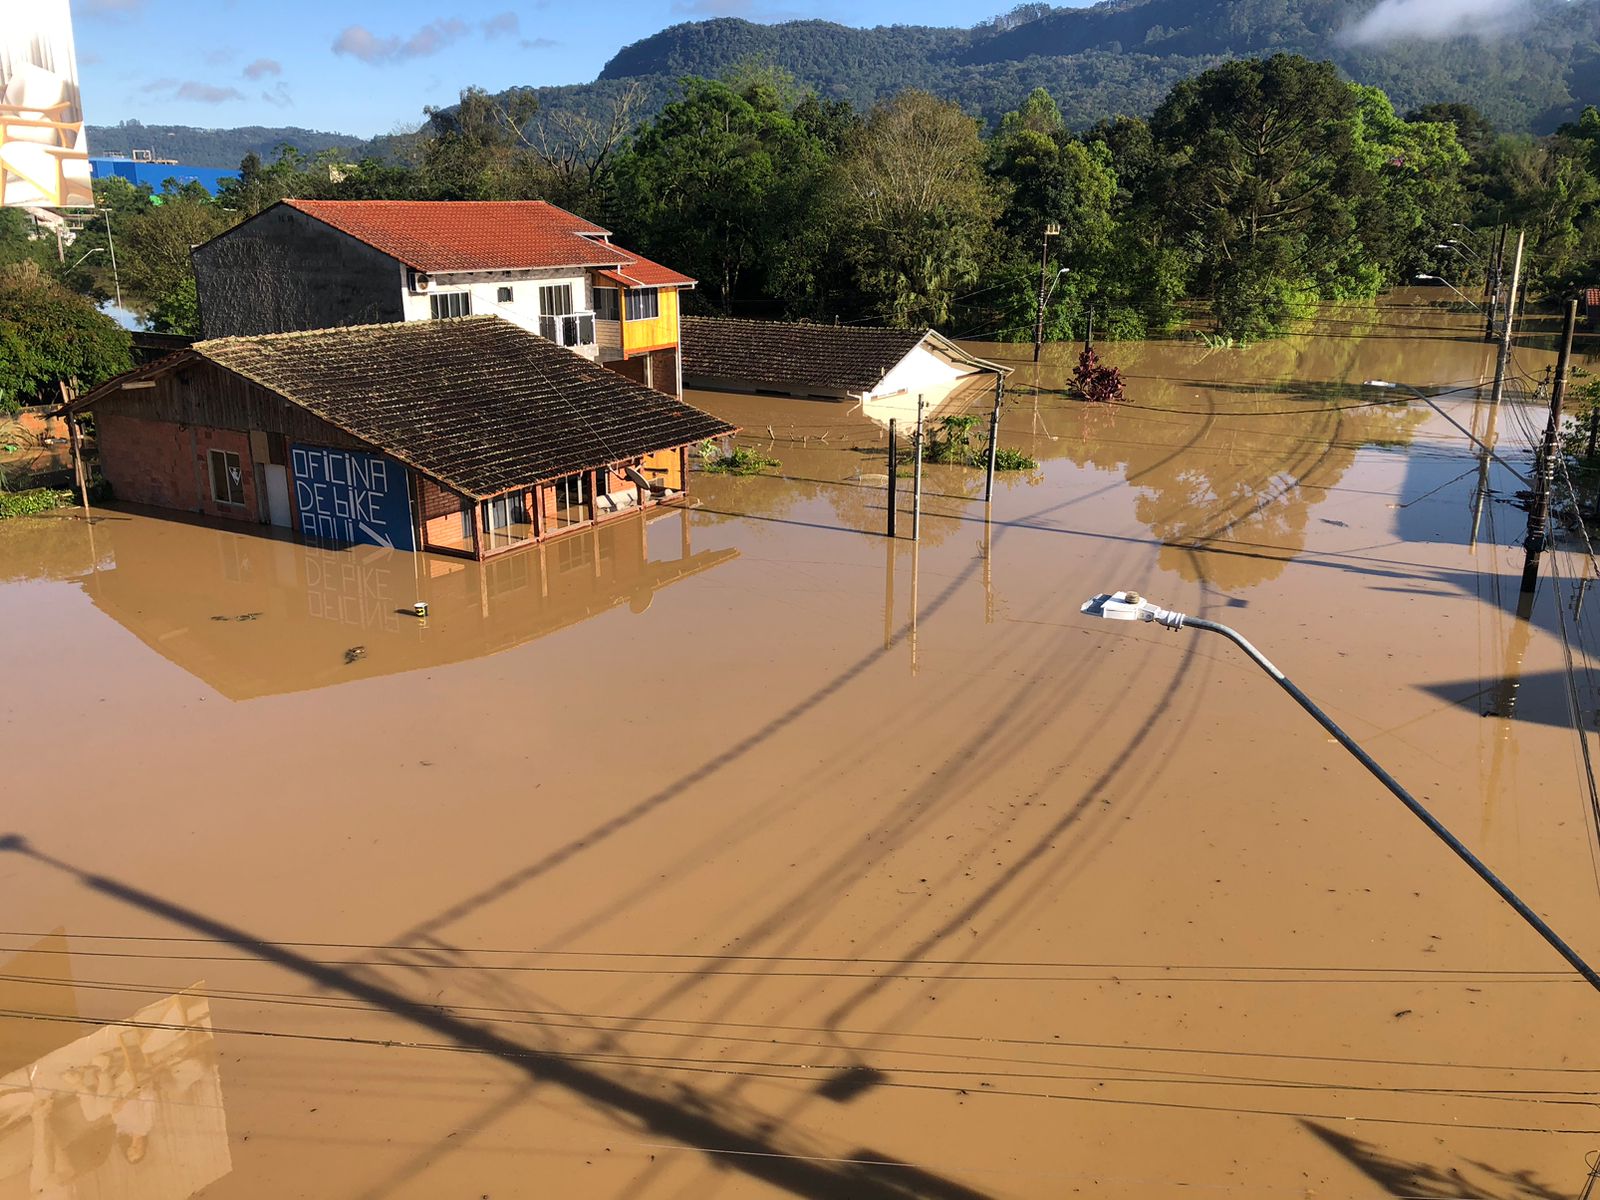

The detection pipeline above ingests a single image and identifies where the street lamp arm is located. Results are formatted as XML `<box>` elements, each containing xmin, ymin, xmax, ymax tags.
<box><xmin>1365</xmin><ymin>380</ymin><xmax>1532</xmax><ymax>486</ymax></box>
<box><xmin>1080</xmin><ymin>591</ymin><xmax>1600</xmax><ymax>996</ymax></box>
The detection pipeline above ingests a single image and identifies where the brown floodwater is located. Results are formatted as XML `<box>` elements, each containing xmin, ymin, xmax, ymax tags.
<box><xmin>5</xmin><ymin>292</ymin><xmax>1600</xmax><ymax>1199</ymax></box>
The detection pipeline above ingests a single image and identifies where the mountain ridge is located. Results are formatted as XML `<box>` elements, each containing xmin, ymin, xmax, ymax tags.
<box><xmin>89</xmin><ymin>0</ymin><xmax>1600</xmax><ymax>169</ymax></box>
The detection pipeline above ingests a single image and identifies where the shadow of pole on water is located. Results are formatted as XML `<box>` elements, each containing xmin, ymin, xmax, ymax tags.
<box><xmin>1300</xmin><ymin>1119</ymin><xmax>1582</xmax><ymax>1200</ymax></box>
<box><xmin>0</xmin><ymin>834</ymin><xmax>991</xmax><ymax>1200</ymax></box>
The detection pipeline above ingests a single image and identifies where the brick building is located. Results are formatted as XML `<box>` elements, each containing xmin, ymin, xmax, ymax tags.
<box><xmin>66</xmin><ymin>317</ymin><xmax>734</xmax><ymax>559</ymax></box>
<box><xmin>191</xmin><ymin>199</ymin><xmax>694</xmax><ymax>395</ymax></box>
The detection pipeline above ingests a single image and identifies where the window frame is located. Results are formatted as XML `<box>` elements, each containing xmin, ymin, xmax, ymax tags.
<box><xmin>624</xmin><ymin>288</ymin><xmax>660</xmax><ymax>322</ymax></box>
<box><xmin>594</xmin><ymin>286</ymin><xmax>620</xmax><ymax>322</ymax></box>
<box><xmin>208</xmin><ymin>448</ymin><xmax>245</xmax><ymax>507</ymax></box>
<box><xmin>539</xmin><ymin>283</ymin><xmax>574</xmax><ymax>317</ymax></box>
<box><xmin>430</xmin><ymin>291</ymin><xmax>472</xmax><ymax>320</ymax></box>
<box><xmin>496</xmin><ymin>285</ymin><xmax>514</xmax><ymax>304</ymax></box>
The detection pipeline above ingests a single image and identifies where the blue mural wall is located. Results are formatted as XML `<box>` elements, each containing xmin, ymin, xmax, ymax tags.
<box><xmin>291</xmin><ymin>444</ymin><xmax>415</xmax><ymax>551</ymax></box>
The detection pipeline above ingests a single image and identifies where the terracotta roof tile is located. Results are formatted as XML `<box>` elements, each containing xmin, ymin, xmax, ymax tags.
<box><xmin>187</xmin><ymin>317</ymin><xmax>733</xmax><ymax>498</ymax></box>
<box><xmin>281</xmin><ymin>199</ymin><xmax>660</xmax><ymax>275</ymax></box>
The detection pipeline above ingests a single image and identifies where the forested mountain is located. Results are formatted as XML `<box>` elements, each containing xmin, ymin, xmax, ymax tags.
<box><xmin>88</xmin><ymin>0</ymin><xmax>1600</xmax><ymax>168</ymax></box>
<box><xmin>589</xmin><ymin>0</ymin><xmax>1600</xmax><ymax>132</ymax></box>
<box><xmin>85</xmin><ymin>121</ymin><xmax>384</xmax><ymax>167</ymax></box>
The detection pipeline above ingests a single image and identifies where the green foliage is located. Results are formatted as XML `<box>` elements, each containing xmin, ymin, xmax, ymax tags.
<box><xmin>923</xmin><ymin>414</ymin><xmax>984</xmax><ymax>465</ymax></box>
<box><xmin>0</xmin><ymin>487</ymin><xmax>72</xmax><ymax>519</ymax></box>
<box><xmin>0</xmin><ymin>264</ymin><xmax>132</xmax><ymax>408</ymax></box>
<box><xmin>700</xmin><ymin>443</ymin><xmax>782</xmax><ymax>474</ymax></box>
<box><xmin>609</xmin><ymin>78</ymin><xmax>832</xmax><ymax>313</ymax></box>
<box><xmin>992</xmin><ymin>446</ymin><xmax>1037</xmax><ymax>471</ymax></box>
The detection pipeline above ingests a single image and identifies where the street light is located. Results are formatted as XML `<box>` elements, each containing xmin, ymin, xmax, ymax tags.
<box><xmin>1434</xmin><ymin>240</ymin><xmax>1483</xmax><ymax>267</ymax></box>
<box><xmin>1078</xmin><ymin>590</ymin><xmax>1600</xmax><ymax>995</ymax></box>
<box><xmin>1042</xmin><ymin>266</ymin><xmax>1069</xmax><ymax>307</ymax></box>
<box><xmin>1364</xmin><ymin>380</ymin><xmax>1530</xmax><ymax>485</ymax></box>
<box><xmin>1413</xmin><ymin>273</ymin><xmax>1482</xmax><ymax>313</ymax></box>
<box><xmin>67</xmin><ymin>246</ymin><xmax>103</xmax><ymax>272</ymax></box>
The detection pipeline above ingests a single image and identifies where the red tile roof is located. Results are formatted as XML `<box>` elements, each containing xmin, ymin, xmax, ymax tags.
<box><xmin>596</xmin><ymin>254</ymin><xmax>697</xmax><ymax>289</ymax></box>
<box><xmin>280</xmin><ymin>199</ymin><xmax>694</xmax><ymax>285</ymax></box>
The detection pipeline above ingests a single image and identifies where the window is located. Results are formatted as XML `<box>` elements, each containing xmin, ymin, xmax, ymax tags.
<box><xmin>625</xmin><ymin>288</ymin><xmax>660</xmax><ymax>322</ymax></box>
<box><xmin>208</xmin><ymin>449</ymin><xmax>244</xmax><ymax>507</ymax></box>
<box><xmin>595</xmin><ymin>286</ymin><xmax>620</xmax><ymax>321</ymax></box>
<box><xmin>497</xmin><ymin>285</ymin><xmax>514</xmax><ymax>304</ymax></box>
<box><xmin>539</xmin><ymin>283</ymin><xmax>574</xmax><ymax>317</ymax></box>
<box><xmin>430</xmin><ymin>291</ymin><xmax>471</xmax><ymax>319</ymax></box>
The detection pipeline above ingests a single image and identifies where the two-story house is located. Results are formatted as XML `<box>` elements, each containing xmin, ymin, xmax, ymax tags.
<box><xmin>191</xmin><ymin>199</ymin><xmax>695</xmax><ymax>395</ymax></box>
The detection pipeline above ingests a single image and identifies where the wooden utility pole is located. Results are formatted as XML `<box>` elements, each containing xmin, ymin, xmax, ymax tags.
<box><xmin>1487</xmin><ymin>230</ymin><xmax>1525</xmax><ymax>412</ymax></box>
<box><xmin>1485</xmin><ymin>224</ymin><xmax>1507</xmax><ymax>342</ymax></box>
<box><xmin>1519</xmin><ymin>298</ymin><xmax>1579</xmax><ymax>595</ymax></box>
<box><xmin>886</xmin><ymin>418</ymin><xmax>898</xmax><ymax>539</ymax></box>
<box><xmin>1032</xmin><ymin>222</ymin><xmax>1059</xmax><ymax>364</ymax></box>
<box><xmin>983</xmin><ymin>376</ymin><xmax>1003</xmax><ymax>503</ymax></box>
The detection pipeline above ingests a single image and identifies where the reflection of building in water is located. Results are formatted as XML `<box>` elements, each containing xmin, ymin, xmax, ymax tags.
<box><xmin>0</xmin><ymin>990</ymin><xmax>229</xmax><ymax>1200</ymax></box>
<box><xmin>71</xmin><ymin>507</ymin><xmax>737</xmax><ymax>700</ymax></box>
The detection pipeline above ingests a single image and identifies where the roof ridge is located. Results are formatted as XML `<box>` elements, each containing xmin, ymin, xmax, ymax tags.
<box><xmin>194</xmin><ymin>315</ymin><xmax>500</xmax><ymax>352</ymax></box>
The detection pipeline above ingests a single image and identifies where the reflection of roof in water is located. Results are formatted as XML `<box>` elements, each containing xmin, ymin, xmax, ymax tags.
<box><xmin>72</xmin><ymin>512</ymin><xmax>738</xmax><ymax>701</ymax></box>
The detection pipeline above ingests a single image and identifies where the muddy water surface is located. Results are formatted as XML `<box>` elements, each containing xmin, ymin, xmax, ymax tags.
<box><xmin>5</xmin><ymin>294</ymin><xmax>1600</xmax><ymax>1199</ymax></box>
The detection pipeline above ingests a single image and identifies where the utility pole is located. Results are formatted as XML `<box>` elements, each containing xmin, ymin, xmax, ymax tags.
<box><xmin>886</xmin><ymin>418</ymin><xmax>898</xmax><ymax>539</ymax></box>
<box><xmin>1032</xmin><ymin>222</ymin><xmax>1060</xmax><ymax>364</ymax></box>
<box><xmin>1487</xmin><ymin>230</ymin><xmax>1525</xmax><ymax>412</ymax></box>
<box><xmin>101</xmin><ymin>209</ymin><xmax>123</xmax><ymax>311</ymax></box>
<box><xmin>911</xmin><ymin>396</ymin><xmax>925</xmax><ymax>542</ymax></box>
<box><xmin>1485</xmin><ymin>224</ymin><xmax>1506</xmax><ymax>342</ymax></box>
<box><xmin>983</xmin><ymin>375</ymin><xmax>1003</xmax><ymax>503</ymax></box>
<box><xmin>1083</xmin><ymin>303</ymin><xmax>1094</xmax><ymax>353</ymax></box>
<box><xmin>1520</xmin><ymin>298</ymin><xmax>1579</xmax><ymax>594</ymax></box>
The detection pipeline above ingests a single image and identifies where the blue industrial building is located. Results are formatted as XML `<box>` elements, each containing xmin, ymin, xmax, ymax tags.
<box><xmin>88</xmin><ymin>157</ymin><xmax>237</xmax><ymax>195</ymax></box>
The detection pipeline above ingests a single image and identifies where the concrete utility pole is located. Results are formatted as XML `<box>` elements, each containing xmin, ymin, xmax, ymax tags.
<box><xmin>1032</xmin><ymin>222</ymin><xmax>1060</xmax><ymax>364</ymax></box>
<box><xmin>886</xmin><ymin>418</ymin><xmax>898</xmax><ymax>539</ymax></box>
<box><xmin>1083</xmin><ymin>303</ymin><xmax>1094</xmax><ymax>353</ymax></box>
<box><xmin>911</xmin><ymin>396</ymin><xmax>925</xmax><ymax>542</ymax></box>
<box><xmin>983</xmin><ymin>375</ymin><xmax>1003</xmax><ymax>503</ymax></box>
<box><xmin>1520</xmin><ymin>298</ymin><xmax>1579</xmax><ymax>595</ymax></box>
<box><xmin>1487</xmin><ymin>230</ymin><xmax>1525</xmax><ymax>412</ymax></box>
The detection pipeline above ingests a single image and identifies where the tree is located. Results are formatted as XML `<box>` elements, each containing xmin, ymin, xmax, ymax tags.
<box><xmin>0</xmin><ymin>263</ymin><xmax>131</xmax><ymax>411</ymax></box>
<box><xmin>607</xmin><ymin>78</ymin><xmax>830</xmax><ymax>312</ymax></box>
<box><xmin>117</xmin><ymin>182</ymin><xmax>237</xmax><ymax>335</ymax></box>
<box><xmin>1152</xmin><ymin>55</ymin><xmax>1362</xmax><ymax>338</ymax></box>
<box><xmin>836</xmin><ymin>89</ymin><xmax>1001</xmax><ymax>327</ymax></box>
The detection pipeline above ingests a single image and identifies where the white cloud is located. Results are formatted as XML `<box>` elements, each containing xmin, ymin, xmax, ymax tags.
<box><xmin>333</xmin><ymin>19</ymin><xmax>469</xmax><ymax>65</ymax></box>
<box><xmin>243</xmin><ymin>58</ymin><xmax>282</xmax><ymax>80</ymax></box>
<box><xmin>1342</xmin><ymin>0</ymin><xmax>1541</xmax><ymax>44</ymax></box>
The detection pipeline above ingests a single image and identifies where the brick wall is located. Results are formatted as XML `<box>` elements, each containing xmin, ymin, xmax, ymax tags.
<box><xmin>98</xmin><ymin>412</ymin><xmax>259</xmax><ymax>523</ymax></box>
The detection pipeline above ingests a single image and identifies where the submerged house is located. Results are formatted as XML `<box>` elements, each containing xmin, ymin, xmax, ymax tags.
<box><xmin>65</xmin><ymin>317</ymin><xmax>734</xmax><ymax>560</ymax></box>
<box><xmin>191</xmin><ymin>199</ymin><xmax>695</xmax><ymax>395</ymax></box>
<box><xmin>681</xmin><ymin>317</ymin><xmax>1009</xmax><ymax>405</ymax></box>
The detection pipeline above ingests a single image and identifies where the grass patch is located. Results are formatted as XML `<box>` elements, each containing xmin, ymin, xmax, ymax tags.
<box><xmin>0</xmin><ymin>487</ymin><xmax>72</xmax><ymax>519</ymax></box>
<box><xmin>700</xmin><ymin>443</ymin><xmax>781</xmax><ymax>476</ymax></box>
<box><xmin>993</xmin><ymin>447</ymin><xmax>1038</xmax><ymax>471</ymax></box>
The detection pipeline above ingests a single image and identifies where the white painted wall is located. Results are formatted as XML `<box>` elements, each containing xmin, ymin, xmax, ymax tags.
<box><xmin>394</xmin><ymin>267</ymin><xmax>599</xmax><ymax>359</ymax></box>
<box><xmin>867</xmin><ymin>342</ymin><xmax>969</xmax><ymax>401</ymax></box>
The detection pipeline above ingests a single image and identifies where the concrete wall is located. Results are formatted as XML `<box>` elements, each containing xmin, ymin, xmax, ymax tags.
<box><xmin>193</xmin><ymin>205</ymin><xmax>405</xmax><ymax>338</ymax></box>
<box><xmin>868</xmin><ymin>343</ymin><xmax>968</xmax><ymax>400</ymax></box>
<box><xmin>399</xmin><ymin>268</ymin><xmax>594</xmax><ymax>351</ymax></box>
<box><xmin>98</xmin><ymin>411</ymin><xmax>260</xmax><ymax>522</ymax></box>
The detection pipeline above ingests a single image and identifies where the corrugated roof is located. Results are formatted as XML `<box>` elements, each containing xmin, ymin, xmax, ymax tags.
<box><xmin>278</xmin><ymin>199</ymin><xmax>695</xmax><ymax>286</ymax></box>
<box><xmin>682</xmin><ymin>317</ymin><xmax>930</xmax><ymax>394</ymax></box>
<box><xmin>81</xmin><ymin>318</ymin><xmax>734</xmax><ymax>499</ymax></box>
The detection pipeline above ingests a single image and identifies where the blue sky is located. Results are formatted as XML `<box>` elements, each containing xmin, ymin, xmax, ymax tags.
<box><xmin>74</xmin><ymin>0</ymin><xmax>1084</xmax><ymax>137</ymax></box>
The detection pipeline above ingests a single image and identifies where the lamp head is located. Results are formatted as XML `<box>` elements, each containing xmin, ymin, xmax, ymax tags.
<box><xmin>1081</xmin><ymin>592</ymin><xmax>1187</xmax><ymax>630</ymax></box>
